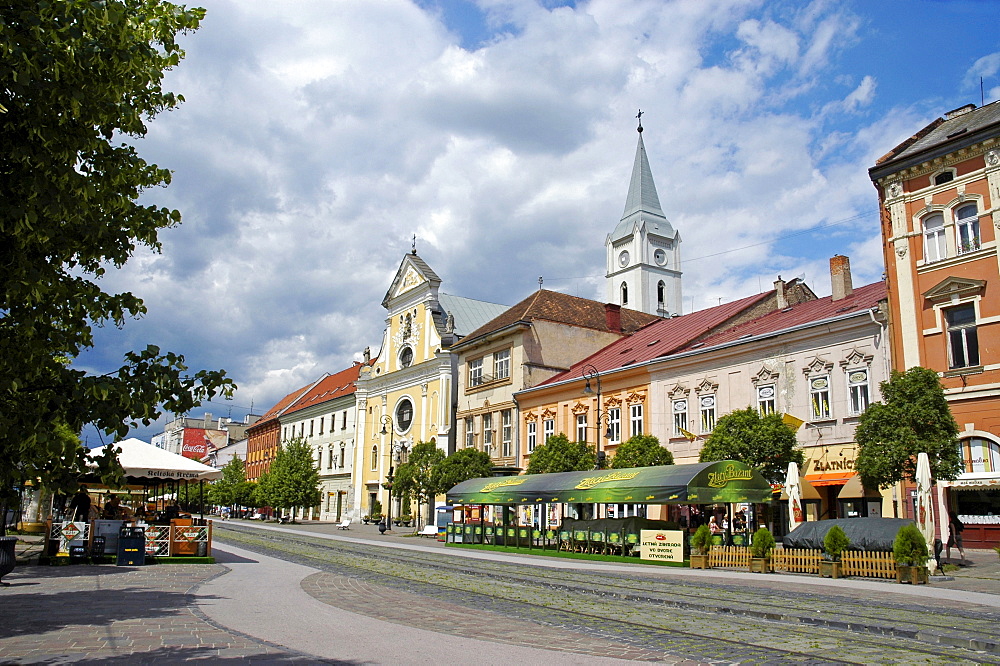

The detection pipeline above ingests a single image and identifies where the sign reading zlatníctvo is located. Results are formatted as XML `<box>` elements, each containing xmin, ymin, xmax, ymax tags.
<box><xmin>639</xmin><ymin>530</ymin><xmax>684</xmax><ymax>563</ymax></box>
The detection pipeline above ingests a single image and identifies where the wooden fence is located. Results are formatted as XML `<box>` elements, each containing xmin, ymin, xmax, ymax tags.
<box><xmin>708</xmin><ymin>546</ymin><xmax>898</xmax><ymax>579</ymax></box>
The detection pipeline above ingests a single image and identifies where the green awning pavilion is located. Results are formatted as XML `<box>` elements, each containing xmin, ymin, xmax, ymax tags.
<box><xmin>446</xmin><ymin>460</ymin><xmax>774</xmax><ymax>505</ymax></box>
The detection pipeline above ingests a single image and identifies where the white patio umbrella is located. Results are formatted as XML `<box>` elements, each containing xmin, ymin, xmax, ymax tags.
<box><xmin>785</xmin><ymin>462</ymin><xmax>805</xmax><ymax>532</ymax></box>
<box><xmin>915</xmin><ymin>452</ymin><xmax>937</xmax><ymax>574</ymax></box>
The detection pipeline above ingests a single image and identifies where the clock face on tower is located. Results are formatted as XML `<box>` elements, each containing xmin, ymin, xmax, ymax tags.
<box><xmin>653</xmin><ymin>249</ymin><xmax>666</xmax><ymax>265</ymax></box>
<box><xmin>618</xmin><ymin>250</ymin><xmax>630</xmax><ymax>267</ymax></box>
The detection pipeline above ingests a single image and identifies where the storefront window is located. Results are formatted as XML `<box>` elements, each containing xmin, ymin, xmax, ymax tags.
<box><xmin>960</xmin><ymin>437</ymin><xmax>1000</xmax><ymax>473</ymax></box>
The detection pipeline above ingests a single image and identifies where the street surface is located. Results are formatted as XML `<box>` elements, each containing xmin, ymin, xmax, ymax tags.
<box><xmin>1</xmin><ymin>520</ymin><xmax>999</xmax><ymax>664</ymax></box>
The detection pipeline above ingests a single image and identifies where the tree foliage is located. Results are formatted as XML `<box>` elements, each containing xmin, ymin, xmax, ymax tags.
<box><xmin>855</xmin><ymin>366</ymin><xmax>961</xmax><ymax>489</ymax></box>
<box><xmin>0</xmin><ymin>1</ymin><xmax>233</xmax><ymax>522</ymax></box>
<box><xmin>209</xmin><ymin>457</ymin><xmax>256</xmax><ymax>509</ymax></box>
<box><xmin>525</xmin><ymin>434</ymin><xmax>596</xmax><ymax>474</ymax></box>
<box><xmin>254</xmin><ymin>438</ymin><xmax>320</xmax><ymax>513</ymax></box>
<box><xmin>698</xmin><ymin>408</ymin><xmax>803</xmax><ymax>484</ymax></box>
<box><xmin>431</xmin><ymin>447</ymin><xmax>494</xmax><ymax>493</ymax></box>
<box><xmin>610</xmin><ymin>434</ymin><xmax>674</xmax><ymax>469</ymax></box>
<box><xmin>392</xmin><ymin>441</ymin><xmax>446</xmax><ymax>504</ymax></box>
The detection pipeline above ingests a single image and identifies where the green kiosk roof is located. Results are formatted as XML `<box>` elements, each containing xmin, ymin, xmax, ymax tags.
<box><xmin>446</xmin><ymin>460</ymin><xmax>773</xmax><ymax>505</ymax></box>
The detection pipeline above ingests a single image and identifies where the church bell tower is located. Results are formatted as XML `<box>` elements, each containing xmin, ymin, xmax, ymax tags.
<box><xmin>605</xmin><ymin>112</ymin><xmax>681</xmax><ymax>317</ymax></box>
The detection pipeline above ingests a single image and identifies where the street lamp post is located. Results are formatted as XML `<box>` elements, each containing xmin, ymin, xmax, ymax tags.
<box><xmin>582</xmin><ymin>364</ymin><xmax>612</xmax><ymax>469</ymax></box>
<box><xmin>379</xmin><ymin>416</ymin><xmax>393</xmax><ymax>534</ymax></box>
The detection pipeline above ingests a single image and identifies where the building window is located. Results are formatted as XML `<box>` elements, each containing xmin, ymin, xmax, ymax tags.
<box><xmin>395</xmin><ymin>399</ymin><xmax>413</xmax><ymax>431</ymax></box>
<box><xmin>399</xmin><ymin>346</ymin><xmax>413</xmax><ymax>368</ymax></box>
<box><xmin>607</xmin><ymin>408</ymin><xmax>621</xmax><ymax>443</ymax></box>
<box><xmin>483</xmin><ymin>413</ymin><xmax>493</xmax><ymax>455</ymax></box>
<box><xmin>309</xmin><ymin>420</ymin><xmax>314</xmax><ymax>437</ymax></box>
<box><xmin>699</xmin><ymin>395</ymin><xmax>716</xmax><ymax>433</ymax></box>
<box><xmin>672</xmin><ymin>399</ymin><xmax>688</xmax><ymax>436</ymax></box>
<box><xmin>946</xmin><ymin>303</ymin><xmax>979</xmax><ymax>369</ymax></box>
<box><xmin>527</xmin><ymin>421</ymin><xmax>537</xmax><ymax>452</ymax></box>
<box><xmin>757</xmin><ymin>385</ymin><xmax>776</xmax><ymax>415</ymax></box>
<box><xmin>501</xmin><ymin>410</ymin><xmax>512</xmax><ymax>457</ymax></box>
<box><xmin>342</xmin><ymin>411</ymin><xmax>347</xmax><ymax>429</ymax></box>
<box><xmin>494</xmin><ymin>349</ymin><xmax>510</xmax><ymax>380</ymax></box>
<box><xmin>657</xmin><ymin>281</ymin><xmax>665</xmax><ymax>307</ymax></box>
<box><xmin>621</xmin><ymin>282</ymin><xmax>628</xmax><ymax>306</ymax></box>
<box><xmin>370</xmin><ymin>445</ymin><xmax>378</xmax><ymax>471</ymax></box>
<box><xmin>960</xmin><ymin>437</ymin><xmax>1000</xmax><ymax>474</ymax></box>
<box><xmin>922</xmin><ymin>213</ymin><xmax>946</xmax><ymax>263</ymax></box>
<box><xmin>340</xmin><ymin>445</ymin><xmax>345</xmax><ymax>469</ymax></box>
<box><xmin>956</xmin><ymin>204</ymin><xmax>980</xmax><ymax>254</ymax></box>
<box><xmin>465</xmin><ymin>417</ymin><xmax>475</xmax><ymax>448</ymax></box>
<box><xmin>468</xmin><ymin>358</ymin><xmax>483</xmax><ymax>387</ymax></box>
<box><xmin>319</xmin><ymin>417</ymin><xmax>324</xmax><ymax>435</ymax></box>
<box><xmin>543</xmin><ymin>418</ymin><xmax>555</xmax><ymax>444</ymax></box>
<box><xmin>576</xmin><ymin>414</ymin><xmax>587</xmax><ymax>442</ymax></box>
<box><xmin>810</xmin><ymin>376</ymin><xmax>831</xmax><ymax>420</ymax></box>
<box><xmin>327</xmin><ymin>448</ymin><xmax>334</xmax><ymax>470</ymax></box>
<box><xmin>934</xmin><ymin>170</ymin><xmax>954</xmax><ymax>185</ymax></box>
<box><xmin>299</xmin><ymin>423</ymin><xmax>305</xmax><ymax>438</ymax></box>
<box><xmin>629</xmin><ymin>404</ymin><xmax>643</xmax><ymax>437</ymax></box>
<box><xmin>847</xmin><ymin>369</ymin><xmax>870</xmax><ymax>415</ymax></box>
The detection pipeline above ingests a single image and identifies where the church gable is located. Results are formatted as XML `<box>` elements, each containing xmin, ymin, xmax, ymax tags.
<box><xmin>381</xmin><ymin>251</ymin><xmax>442</xmax><ymax>309</ymax></box>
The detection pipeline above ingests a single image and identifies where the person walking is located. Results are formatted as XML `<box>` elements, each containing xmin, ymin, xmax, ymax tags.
<box><xmin>947</xmin><ymin>512</ymin><xmax>966</xmax><ymax>561</ymax></box>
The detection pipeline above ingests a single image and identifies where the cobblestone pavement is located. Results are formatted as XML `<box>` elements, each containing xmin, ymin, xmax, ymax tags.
<box><xmin>215</xmin><ymin>522</ymin><xmax>1000</xmax><ymax>664</ymax></box>
<box><xmin>4</xmin><ymin>523</ymin><xmax>1000</xmax><ymax>664</ymax></box>
<box><xmin>0</xmin><ymin>562</ymin><xmax>310</xmax><ymax>664</ymax></box>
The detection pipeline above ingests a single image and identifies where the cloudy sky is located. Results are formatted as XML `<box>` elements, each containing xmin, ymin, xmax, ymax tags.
<box><xmin>79</xmin><ymin>0</ymin><xmax>1000</xmax><ymax>445</ymax></box>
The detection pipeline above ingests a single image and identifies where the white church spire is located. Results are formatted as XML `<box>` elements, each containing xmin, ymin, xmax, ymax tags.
<box><xmin>606</xmin><ymin>112</ymin><xmax>682</xmax><ymax>317</ymax></box>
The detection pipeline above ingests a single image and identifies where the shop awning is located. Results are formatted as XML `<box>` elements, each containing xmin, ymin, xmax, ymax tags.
<box><xmin>837</xmin><ymin>474</ymin><xmax>882</xmax><ymax>499</ymax></box>
<box><xmin>446</xmin><ymin>460</ymin><xmax>774</xmax><ymax>505</ymax></box>
<box><xmin>779</xmin><ymin>476</ymin><xmax>822</xmax><ymax>500</ymax></box>
<box><xmin>804</xmin><ymin>471</ymin><xmax>854</xmax><ymax>487</ymax></box>
<box><xmin>90</xmin><ymin>438</ymin><xmax>222</xmax><ymax>482</ymax></box>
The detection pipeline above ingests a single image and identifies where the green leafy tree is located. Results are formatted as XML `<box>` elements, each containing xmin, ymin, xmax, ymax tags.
<box><xmin>525</xmin><ymin>434</ymin><xmax>596</xmax><ymax>474</ymax></box>
<box><xmin>431</xmin><ymin>448</ymin><xmax>494</xmax><ymax>494</ymax></box>
<box><xmin>855</xmin><ymin>366</ymin><xmax>962</xmax><ymax>489</ymax></box>
<box><xmin>263</xmin><ymin>438</ymin><xmax>321</xmax><ymax>518</ymax></box>
<box><xmin>698</xmin><ymin>408</ymin><xmax>803</xmax><ymax>484</ymax></box>
<box><xmin>391</xmin><ymin>441</ymin><xmax>445</xmax><ymax>526</ymax></box>
<box><xmin>0</xmin><ymin>1</ymin><xmax>233</xmax><ymax>534</ymax></box>
<box><xmin>210</xmin><ymin>458</ymin><xmax>256</xmax><ymax>511</ymax></box>
<box><xmin>610</xmin><ymin>434</ymin><xmax>674</xmax><ymax>469</ymax></box>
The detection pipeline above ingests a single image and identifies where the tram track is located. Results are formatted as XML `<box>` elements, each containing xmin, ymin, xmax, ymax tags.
<box><xmin>214</xmin><ymin>524</ymin><xmax>999</xmax><ymax>664</ymax></box>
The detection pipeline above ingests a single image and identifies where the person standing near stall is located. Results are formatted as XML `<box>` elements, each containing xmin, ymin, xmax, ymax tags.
<box><xmin>947</xmin><ymin>512</ymin><xmax>966</xmax><ymax>561</ymax></box>
<box><xmin>68</xmin><ymin>486</ymin><xmax>91</xmax><ymax>521</ymax></box>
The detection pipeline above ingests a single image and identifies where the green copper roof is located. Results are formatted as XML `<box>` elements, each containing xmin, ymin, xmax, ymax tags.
<box><xmin>446</xmin><ymin>460</ymin><xmax>774</xmax><ymax>505</ymax></box>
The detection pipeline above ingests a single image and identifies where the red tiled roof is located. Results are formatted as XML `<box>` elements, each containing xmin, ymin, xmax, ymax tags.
<box><xmin>283</xmin><ymin>362</ymin><xmax>369</xmax><ymax>416</ymax></box>
<box><xmin>541</xmin><ymin>290</ymin><xmax>773</xmax><ymax>382</ymax></box>
<box><xmin>674</xmin><ymin>281</ymin><xmax>886</xmax><ymax>352</ymax></box>
<box><xmin>456</xmin><ymin>289</ymin><xmax>660</xmax><ymax>348</ymax></box>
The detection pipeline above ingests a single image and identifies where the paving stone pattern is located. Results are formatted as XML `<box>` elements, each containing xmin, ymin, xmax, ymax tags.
<box><xmin>218</xmin><ymin>524</ymin><xmax>1000</xmax><ymax>665</ymax></box>
<box><xmin>0</xmin><ymin>563</ymin><xmax>314</xmax><ymax>664</ymax></box>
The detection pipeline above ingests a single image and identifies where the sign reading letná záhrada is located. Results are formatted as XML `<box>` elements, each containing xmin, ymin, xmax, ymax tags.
<box><xmin>639</xmin><ymin>530</ymin><xmax>684</xmax><ymax>563</ymax></box>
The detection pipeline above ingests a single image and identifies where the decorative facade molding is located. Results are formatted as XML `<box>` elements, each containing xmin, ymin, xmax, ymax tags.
<box><xmin>695</xmin><ymin>378</ymin><xmax>718</xmax><ymax>394</ymax></box>
<box><xmin>840</xmin><ymin>348</ymin><xmax>874</xmax><ymax>368</ymax></box>
<box><xmin>802</xmin><ymin>356</ymin><xmax>834</xmax><ymax>376</ymax></box>
<box><xmin>667</xmin><ymin>383</ymin><xmax>689</xmax><ymax>399</ymax></box>
<box><xmin>923</xmin><ymin>276</ymin><xmax>987</xmax><ymax>303</ymax></box>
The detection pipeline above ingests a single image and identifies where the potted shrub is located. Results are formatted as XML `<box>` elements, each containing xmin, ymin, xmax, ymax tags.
<box><xmin>819</xmin><ymin>525</ymin><xmax>850</xmax><ymax>579</ymax></box>
<box><xmin>749</xmin><ymin>527</ymin><xmax>775</xmax><ymax>573</ymax></box>
<box><xmin>894</xmin><ymin>523</ymin><xmax>929</xmax><ymax>584</ymax></box>
<box><xmin>361</xmin><ymin>514</ymin><xmax>370</xmax><ymax>525</ymax></box>
<box><xmin>689</xmin><ymin>524</ymin><xmax>713</xmax><ymax>569</ymax></box>
<box><xmin>399</xmin><ymin>513</ymin><xmax>412</xmax><ymax>527</ymax></box>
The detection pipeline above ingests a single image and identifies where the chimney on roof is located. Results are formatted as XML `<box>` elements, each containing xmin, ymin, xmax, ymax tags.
<box><xmin>945</xmin><ymin>104</ymin><xmax>976</xmax><ymax>120</ymax></box>
<box><xmin>830</xmin><ymin>255</ymin><xmax>853</xmax><ymax>302</ymax></box>
<box><xmin>605</xmin><ymin>303</ymin><xmax>622</xmax><ymax>332</ymax></box>
<box><xmin>774</xmin><ymin>276</ymin><xmax>786</xmax><ymax>309</ymax></box>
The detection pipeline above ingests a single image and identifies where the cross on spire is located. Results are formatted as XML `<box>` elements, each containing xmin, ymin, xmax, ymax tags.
<box><xmin>636</xmin><ymin>108</ymin><xmax>643</xmax><ymax>133</ymax></box>
<box><xmin>411</xmin><ymin>234</ymin><xmax>416</xmax><ymax>254</ymax></box>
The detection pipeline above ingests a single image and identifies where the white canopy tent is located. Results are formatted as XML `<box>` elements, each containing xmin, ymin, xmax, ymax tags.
<box><xmin>108</xmin><ymin>438</ymin><xmax>221</xmax><ymax>482</ymax></box>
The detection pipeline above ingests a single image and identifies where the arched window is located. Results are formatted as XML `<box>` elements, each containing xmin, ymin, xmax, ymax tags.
<box><xmin>621</xmin><ymin>282</ymin><xmax>628</xmax><ymax>306</ymax></box>
<box><xmin>922</xmin><ymin>213</ymin><xmax>946</xmax><ymax>263</ymax></box>
<box><xmin>959</xmin><ymin>437</ymin><xmax>1000</xmax><ymax>474</ymax></box>
<box><xmin>370</xmin><ymin>445</ymin><xmax>378</xmax><ymax>471</ymax></box>
<box><xmin>934</xmin><ymin>170</ymin><xmax>954</xmax><ymax>185</ymax></box>
<box><xmin>657</xmin><ymin>280</ymin><xmax>665</xmax><ymax>306</ymax></box>
<box><xmin>956</xmin><ymin>203</ymin><xmax>980</xmax><ymax>254</ymax></box>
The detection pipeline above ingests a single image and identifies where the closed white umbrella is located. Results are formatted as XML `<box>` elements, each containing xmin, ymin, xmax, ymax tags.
<box><xmin>785</xmin><ymin>462</ymin><xmax>805</xmax><ymax>532</ymax></box>
<box><xmin>915</xmin><ymin>452</ymin><xmax>937</xmax><ymax>574</ymax></box>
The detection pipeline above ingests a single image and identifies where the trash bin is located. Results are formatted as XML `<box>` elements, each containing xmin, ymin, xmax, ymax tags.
<box><xmin>116</xmin><ymin>526</ymin><xmax>145</xmax><ymax>566</ymax></box>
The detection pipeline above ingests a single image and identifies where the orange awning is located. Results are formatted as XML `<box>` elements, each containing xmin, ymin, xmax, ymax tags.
<box><xmin>804</xmin><ymin>471</ymin><xmax>854</xmax><ymax>487</ymax></box>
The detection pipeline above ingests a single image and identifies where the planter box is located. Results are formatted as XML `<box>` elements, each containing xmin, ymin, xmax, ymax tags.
<box><xmin>689</xmin><ymin>553</ymin><xmax>711</xmax><ymax>569</ymax></box>
<box><xmin>895</xmin><ymin>565</ymin><xmax>929</xmax><ymax>585</ymax></box>
<box><xmin>818</xmin><ymin>560</ymin><xmax>842</xmax><ymax>579</ymax></box>
<box><xmin>749</xmin><ymin>557</ymin><xmax>771</xmax><ymax>573</ymax></box>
